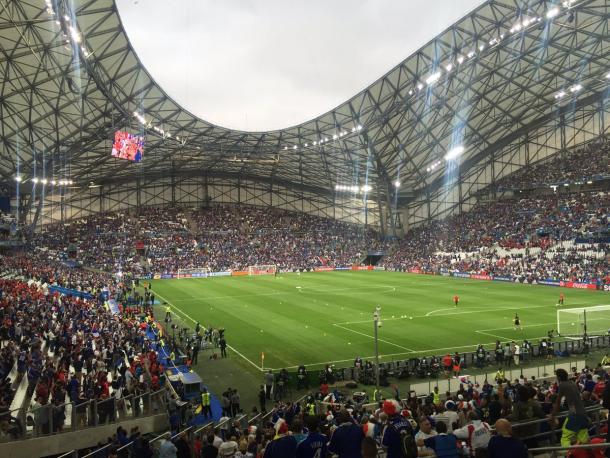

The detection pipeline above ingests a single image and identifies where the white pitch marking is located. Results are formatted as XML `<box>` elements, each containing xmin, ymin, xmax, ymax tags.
<box><xmin>170</xmin><ymin>284</ymin><xmax>397</xmax><ymax>302</ymax></box>
<box><xmin>154</xmin><ymin>291</ymin><xmax>264</xmax><ymax>372</ymax></box>
<box><xmin>332</xmin><ymin>323</ymin><xmax>415</xmax><ymax>352</ymax></box>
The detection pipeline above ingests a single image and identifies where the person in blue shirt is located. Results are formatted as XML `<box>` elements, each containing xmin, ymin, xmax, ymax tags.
<box><xmin>264</xmin><ymin>419</ymin><xmax>297</xmax><ymax>458</ymax></box>
<box><xmin>487</xmin><ymin>419</ymin><xmax>528</xmax><ymax>458</ymax></box>
<box><xmin>296</xmin><ymin>415</ymin><xmax>328</xmax><ymax>458</ymax></box>
<box><xmin>329</xmin><ymin>409</ymin><xmax>364</xmax><ymax>458</ymax></box>
<box><xmin>419</xmin><ymin>420</ymin><xmax>459</xmax><ymax>458</ymax></box>
<box><xmin>381</xmin><ymin>399</ymin><xmax>416</xmax><ymax>458</ymax></box>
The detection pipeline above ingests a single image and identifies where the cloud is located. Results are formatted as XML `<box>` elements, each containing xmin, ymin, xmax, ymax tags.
<box><xmin>117</xmin><ymin>0</ymin><xmax>484</xmax><ymax>131</ymax></box>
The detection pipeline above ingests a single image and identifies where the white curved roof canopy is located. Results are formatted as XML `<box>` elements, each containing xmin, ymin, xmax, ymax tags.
<box><xmin>0</xmin><ymin>0</ymin><xmax>607</xmax><ymax>203</ymax></box>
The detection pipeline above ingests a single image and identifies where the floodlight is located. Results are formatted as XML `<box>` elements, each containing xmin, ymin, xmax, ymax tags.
<box><xmin>394</xmin><ymin>180</ymin><xmax>401</xmax><ymax>188</ymax></box>
<box><xmin>32</xmin><ymin>177</ymin><xmax>39</xmax><ymax>184</ymax></box>
<box><xmin>445</xmin><ymin>145</ymin><xmax>465</xmax><ymax>160</ymax></box>
<box><xmin>569</xmin><ymin>84</ymin><xmax>582</xmax><ymax>93</ymax></box>
<box><xmin>546</xmin><ymin>7</ymin><xmax>559</xmax><ymax>19</ymax></box>
<box><xmin>14</xmin><ymin>175</ymin><xmax>22</xmax><ymax>182</ymax></box>
<box><xmin>425</xmin><ymin>72</ymin><xmax>441</xmax><ymax>85</ymax></box>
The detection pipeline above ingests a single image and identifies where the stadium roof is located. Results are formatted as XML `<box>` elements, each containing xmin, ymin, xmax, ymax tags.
<box><xmin>0</xmin><ymin>0</ymin><xmax>608</xmax><ymax>203</ymax></box>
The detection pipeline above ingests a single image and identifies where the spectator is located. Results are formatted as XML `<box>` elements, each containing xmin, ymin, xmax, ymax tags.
<box><xmin>487</xmin><ymin>419</ymin><xmax>528</xmax><ymax>458</ymax></box>
<box><xmin>417</xmin><ymin>421</ymin><xmax>459</xmax><ymax>458</ymax></box>
<box><xmin>159</xmin><ymin>434</ymin><xmax>178</xmax><ymax>458</ymax></box>
<box><xmin>329</xmin><ymin>409</ymin><xmax>364</xmax><ymax>458</ymax></box>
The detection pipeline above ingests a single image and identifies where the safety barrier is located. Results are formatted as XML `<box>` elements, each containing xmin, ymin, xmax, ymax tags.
<box><xmin>0</xmin><ymin>388</ymin><xmax>168</xmax><ymax>442</ymax></box>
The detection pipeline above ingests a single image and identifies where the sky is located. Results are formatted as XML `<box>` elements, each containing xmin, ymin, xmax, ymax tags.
<box><xmin>117</xmin><ymin>0</ymin><xmax>485</xmax><ymax>132</ymax></box>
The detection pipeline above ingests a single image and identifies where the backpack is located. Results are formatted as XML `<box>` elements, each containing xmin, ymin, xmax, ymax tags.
<box><xmin>392</xmin><ymin>423</ymin><xmax>418</xmax><ymax>458</ymax></box>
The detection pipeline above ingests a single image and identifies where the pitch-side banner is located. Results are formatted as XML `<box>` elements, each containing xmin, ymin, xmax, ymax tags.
<box><xmin>470</xmin><ymin>274</ymin><xmax>492</xmax><ymax>281</ymax></box>
<box><xmin>209</xmin><ymin>271</ymin><xmax>231</xmax><ymax>277</ymax></box>
<box><xmin>560</xmin><ymin>281</ymin><xmax>597</xmax><ymax>290</ymax></box>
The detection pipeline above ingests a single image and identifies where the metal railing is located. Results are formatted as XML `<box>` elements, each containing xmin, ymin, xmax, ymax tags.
<box><xmin>0</xmin><ymin>388</ymin><xmax>168</xmax><ymax>442</ymax></box>
<box><xmin>106</xmin><ymin>393</ymin><xmax>310</xmax><ymax>458</ymax></box>
<box><xmin>528</xmin><ymin>440</ymin><xmax>610</xmax><ymax>457</ymax></box>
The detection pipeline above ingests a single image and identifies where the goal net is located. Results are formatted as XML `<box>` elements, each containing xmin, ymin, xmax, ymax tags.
<box><xmin>176</xmin><ymin>268</ymin><xmax>211</xmax><ymax>279</ymax></box>
<box><xmin>248</xmin><ymin>265</ymin><xmax>277</xmax><ymax>276</ymax></box>
<box><xmin>557</xmin><ymin>305</ymin><xmax>610</xmax><ymax>336</ymax></box>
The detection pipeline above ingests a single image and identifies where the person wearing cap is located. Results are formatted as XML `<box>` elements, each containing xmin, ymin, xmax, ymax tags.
<box><xmin>454</xmin><ymin>411</ymin><xmax>491</xmax><ymax>457</ymax></box>
<box><xmin>433</xmin><ymin>401</ymin><xmax>459</xmax><ymax>433</ymax></box>
<box><xmin>329</xmin><ymin>409</ymin><xmax>364</xmax><ymax>458</ymax></box>
<box><xmin>381</xmin><ymin>399</ymin><xmax>416</xmax><ymax>458</ymax></box>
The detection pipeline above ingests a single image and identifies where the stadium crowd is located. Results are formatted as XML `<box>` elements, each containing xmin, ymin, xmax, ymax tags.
<box><xmin>90</xmin><ymin>363</ymin><xmax>608</xmax><ymax>458</ymax></box>
<box><xmin>383</xmin><ymin>191</ymin><xmax>610</xmax><ymax>283</ymax></box>
<box><xmin>0</xmin><ymin>257</ymin><xmax>169</xmax><ymax>442</ymax></box>
<box><xmin>493</xmin><ymin>140</ymin><xmax>609</xmax><ymax>190</ymax></box>
<box><xmin>33</xmin><ymin>205</ymin><xmax>386</xmax><ymax>276</ymax></box>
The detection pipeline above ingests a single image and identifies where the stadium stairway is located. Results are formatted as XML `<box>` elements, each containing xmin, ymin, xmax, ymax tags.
<box><xmin>186</xmin><ymin>210</ymin><xmax>200</xmax><ymax>236</ymax></box>
<box><xmin>145</xmin><ymin>326</ymin><xmax>223</xmax><ymax>423</ymax></box>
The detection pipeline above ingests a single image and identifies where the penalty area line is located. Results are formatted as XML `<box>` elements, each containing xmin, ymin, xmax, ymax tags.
<box><xmin>332</xmin><ymin>323</ymin><xmax>415</xmax><ymax>352</ymax></box>
<box><xmin>153</xmin><ymin>291</ymin><xmax>264</xmax><ymax>372</ymax></box>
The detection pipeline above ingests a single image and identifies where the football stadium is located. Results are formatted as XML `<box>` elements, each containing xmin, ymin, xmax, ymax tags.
<box><xmin>0</xmin><ymin>0</ymin><xmax>609</xmax><ymax>457</ymax></box>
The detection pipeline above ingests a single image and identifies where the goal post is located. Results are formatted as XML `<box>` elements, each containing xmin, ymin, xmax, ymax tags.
<box><xmin>557</xmin><ymin>305</ymin><xmax>610</xmax><ymax>336</ymax></box>
<box><xmin>176</xmin><ymin>268</ymin><xmax>211</xmax><ymax>278</ymax></box>
<box><xmin>247</xmin><ymin>265</ymin><xmax>277</xmax><ymax>276</ymax></box>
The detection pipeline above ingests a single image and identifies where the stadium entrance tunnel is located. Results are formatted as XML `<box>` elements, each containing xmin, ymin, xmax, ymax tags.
<box><xmin>361</xmin><ymin>251</ymin><xmax>385</xmax><ymax>266</ymax></box>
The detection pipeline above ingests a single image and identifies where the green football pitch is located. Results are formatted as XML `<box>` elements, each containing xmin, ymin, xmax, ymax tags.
<box><xmin>151</xmin><ymin>271</ymin><xmax>607</xmax><ymax>372</ymax></box>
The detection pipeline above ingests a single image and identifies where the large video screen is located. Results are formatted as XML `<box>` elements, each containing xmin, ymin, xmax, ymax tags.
<box><xmin>111</xmin><ymin>131</ymin><xmax>144</xmax><ymax>163</ymax></box>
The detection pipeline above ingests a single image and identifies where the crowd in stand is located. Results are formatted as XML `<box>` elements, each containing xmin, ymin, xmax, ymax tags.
<box><xmin>383</xmin><ymin>191</ymin><xmax>610</xmax><ymax>283</ymax></box>
<box><xmin>493</xmin><ymin>140</ymin><xmax>609</xmax><ymax>190</ymax></box>
<box><xmin>33</xmin><ymin>205</ymin><xmax>386</xmax><ymax>276</ymax></box>
<box><xmin>0</xmin><ymin>258</ymin><xmax>169</xmax><ymax>442</ymax></box>
<box><xmin>107</xmin><ymin>363</ymin><xmax>608</xmax><ymax>458</ymax></box>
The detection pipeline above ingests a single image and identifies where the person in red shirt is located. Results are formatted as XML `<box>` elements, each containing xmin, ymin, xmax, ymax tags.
<box><xmin>442</xmin><ymin>354</ymin><xmax>453</xmax><ymax>376</ymax></box>
<box><xmin>453</xmin><ymin>295</ymin><xmax>460</xmax><ymax>307</ymax></box>
<box><xmin>558</xmin><ymin>292</ymin><xmax>565</xmax><ymax>306</ymax></box>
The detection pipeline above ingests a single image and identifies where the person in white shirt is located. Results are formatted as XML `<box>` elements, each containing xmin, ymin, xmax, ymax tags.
<box><xmin>453</xmin><ymin>411</ymin><xmax>491</xmax><ymax>457</ymax></box>
<box><xmin>415</xmin><ymin>417</ymin><xmax>437</xmax><ymax>456</ymax></box>
<box><xmin>433</xmin><ymin>401</ymin><xmax>460</xmax><ymax>433</ymax></box>
<box><xmin>514</xmin><ymin>344</ymin><xmax>521</xmax><ymax>366</ymax></box>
